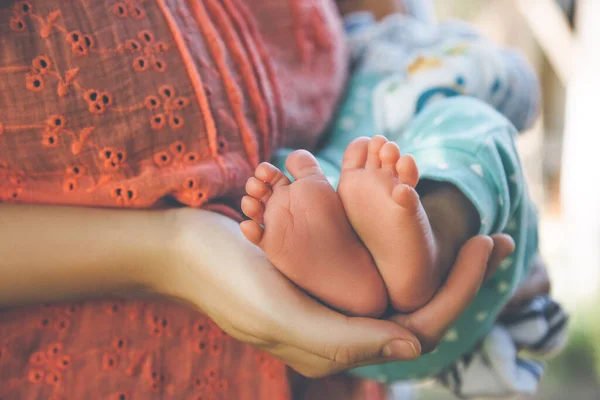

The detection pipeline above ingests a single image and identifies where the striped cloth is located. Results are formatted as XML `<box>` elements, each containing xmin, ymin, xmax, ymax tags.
<box><xmin>437</xmin><ymin>296</ymin><xmax>569</xmax><ymax>398</ymax></box>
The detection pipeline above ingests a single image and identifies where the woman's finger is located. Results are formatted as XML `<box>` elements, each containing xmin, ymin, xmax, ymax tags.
<box><xmin>269</xmin><ymin>315</ymin><xmax>423</xmax><ymax>377</ymax></box>
<box><xmin>484</xmin><ymin>233</ymin><xmax>516</xmax><ymax>280</ymax></box>
<box><xmin>279</xmin><ymin>304</ymin><xmax>422</xmax><ymax>369</ymax></box>
<box><xmin>268</xmin><ymin>341</ymin><xmax>396</xmax><ymax>378</ymax></box>
<box><xmin>391</xmin><ymin>235</ymin><xmax>494</xmax><ymax>349</ymax></box>
<box><xmin>265</xmin><ymin>342</ymin><xmax>339</xmax><ymax>378</ymax></box>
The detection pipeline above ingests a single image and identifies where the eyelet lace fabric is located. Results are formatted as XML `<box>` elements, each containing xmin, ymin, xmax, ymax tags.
<box><xmin>0</xmin><ymin>0</ymin><xmax>346</xmax><ymax>209</ymax></box>
<box><xmin>0</xmin><ymin>1</ymin><xmax>382</xmax><ymax>399</ymax></box>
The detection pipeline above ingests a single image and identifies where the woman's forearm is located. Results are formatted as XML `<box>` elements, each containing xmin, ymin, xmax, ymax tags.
<box><xmin>0</xmin><ymin>204</ymin><xmax>177</xmax><ymax>306</ymax></box>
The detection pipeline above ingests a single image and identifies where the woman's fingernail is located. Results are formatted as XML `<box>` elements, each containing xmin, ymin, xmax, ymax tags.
<box><xmin>381</xmin><ymin>340</ymin><xmax>418</xmax><ymax>359</ymax></box>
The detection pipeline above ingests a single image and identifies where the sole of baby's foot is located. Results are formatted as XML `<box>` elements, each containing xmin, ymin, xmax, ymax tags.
<box><xmin>337</xmin><ymin>136</ymin><xmax>440</xmax><ymax>313</ymax></box>
<box><xmin>240</xmin><ymin>150</ymin><xmax>388</xmax><ymax>317</ymax></box>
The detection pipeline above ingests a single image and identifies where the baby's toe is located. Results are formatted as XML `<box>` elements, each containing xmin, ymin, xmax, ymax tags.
<box><xmin>246</xmin><ymin>177</ymin><xmax>272</xmax><ymax>202</ymax></box>
<box><xmin>255</xmin><ymin>162</ymin><xmax>291</xmax><ymax>189</ymax></box>
<box><xmin>240</xmin><ymin>220</ymin><xmax>265</xmax><ymax>246</ymax></box>
<box><xmin>392</xmin><ymin>184</ymin><xmax>420</xmax><ymax>213</ymax></box>
<box><xmin>396</xmin><ymin>154</ymin><xmax>419</xmax><ymax>188</ymax></box>
<box><xmin>366</xmin><ymin>136</ymin><xmax>388</xmax><ymax>170</ymax></box>
<box><xmin>341</xmin><ymin>137</ymin><xmax>370</xmax><ymax>172</ymax></box>
<box><xmin>286</xmin><ymin>150</ymin><xmax>326</xmax><ymax>181</ymax></box>
<box><xmin>380</xmin><ymin>142</ymin><xmax>401</xmax><ymax>172</ymax></box>
<box><xmin>241</xmin><ymin>195</ymin><xmax>265</xmax><ymax>225</ymax></box>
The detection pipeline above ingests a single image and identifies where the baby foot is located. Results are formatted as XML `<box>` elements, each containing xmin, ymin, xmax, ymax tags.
<box><xmin>337</xmin><ymin>136</ymin><xmax>440</xmax><ymax>312</ymax></box>
<box><xmin>240</xmin><ymin>150</ymin><xmax>388</xmax><ymax>317</ymax></box>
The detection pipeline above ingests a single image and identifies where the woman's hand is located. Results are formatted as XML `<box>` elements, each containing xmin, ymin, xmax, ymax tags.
<box><xmin>154</xmin><ymin>208</ymin><xmax>421</xmax><ymax>377</ymax></box>
<box><xmin>391</xmin><ymin>233</ymin><xmax>515</xmax><ymax>353</ymax></box>
<box><xmin>155</xmin><ymin>209</ymin><xmax>512</xmax><ymax>377</ymax></box>
<box><xmin>0</xmin><ymin>202</ymin><xmax>515</xmax><ymax>377</ymax></box>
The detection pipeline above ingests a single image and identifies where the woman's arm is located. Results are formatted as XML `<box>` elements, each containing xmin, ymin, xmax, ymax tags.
<box><xmin>0</xmin><ymin>204</ymin><xmax>178</xmax><ymax>306</ymax></box>
<box><xmin>0</xmin><ymin>203</ymin><xmax>512</xmax><ymax>377</ymax></box>
<box><xmin>166</xmin><ymin>208</ymin><xmax>515</xmax><ymax>377</ymax></box>
<box><xmin>0</xmin><ymin>204</ymin><xmax>422</xmax><ymax>376</ymax></box>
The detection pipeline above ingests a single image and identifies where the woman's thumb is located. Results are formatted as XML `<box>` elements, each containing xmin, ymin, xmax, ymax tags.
<box><xmin>286</xmin><ymin>313</ymin><xmax>421</xmax><ymax>367</ymax></box>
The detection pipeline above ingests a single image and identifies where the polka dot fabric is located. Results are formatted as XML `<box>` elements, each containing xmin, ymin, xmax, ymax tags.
<box><xmin>0</xmin><ymin>1</ymin><xmax>383</xmax><ymax>399</ymax></box>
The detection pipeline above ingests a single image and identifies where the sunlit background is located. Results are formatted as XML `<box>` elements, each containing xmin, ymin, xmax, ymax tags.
<box><xmin>397</xmin><ymin>0</ymin><xmax>600</xmax><ymax>399</ymax></box>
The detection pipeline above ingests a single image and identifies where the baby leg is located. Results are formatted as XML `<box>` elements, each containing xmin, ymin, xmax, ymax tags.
<box><xmin>241</xmin><ymin>150</ymin><xmax>388</xmax><ymax>317</ymax></box>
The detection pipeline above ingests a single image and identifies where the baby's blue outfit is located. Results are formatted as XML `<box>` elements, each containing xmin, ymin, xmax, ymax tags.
<box><xmin>271</xmin><ymin>12</ymin><xmax>564</xmax><ymax>392</ymax></box>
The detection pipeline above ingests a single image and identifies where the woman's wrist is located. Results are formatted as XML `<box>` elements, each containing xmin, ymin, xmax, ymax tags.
<box><xmin>151</xmin><ymin>208</ymin><xmax>272</xmax><ymax>316</ymax></box>
<box><xmin>117</xmin><ymin>208</ymin><xmax>183</xmax><ymax>296</ymax></box>
<box><xmin>141</xmin><ymin>207</ymin><xmax>202</xmax><ymax>300</ymax></box>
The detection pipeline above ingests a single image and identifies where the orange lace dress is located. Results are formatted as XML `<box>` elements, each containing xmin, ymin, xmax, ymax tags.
<box><xmin>0</xmin><ymin>0</ymin><xmax>385</xmax><ymax>399</ymax></box>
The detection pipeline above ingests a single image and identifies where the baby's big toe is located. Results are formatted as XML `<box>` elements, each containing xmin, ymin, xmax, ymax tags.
<box><xmin>286</xmin><ymin>150</ymin><xmax>325</xmax><ymax>181</ymax></box>
<box><xmin>341</xmin><ymin>137</ymin><xmax>370</xmax><ymax>172</ymax></box>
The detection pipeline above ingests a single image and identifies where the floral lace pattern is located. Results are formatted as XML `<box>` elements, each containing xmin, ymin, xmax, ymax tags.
<box><xmin>0</xmin><ymin>0</ymin><xmax>346</xmax><ymax>209</ymax></box>
<box><xmin>0</xmin><ymin>1</ymin><xmax>373</xmax><ymax>399</ymax></box>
